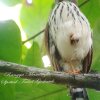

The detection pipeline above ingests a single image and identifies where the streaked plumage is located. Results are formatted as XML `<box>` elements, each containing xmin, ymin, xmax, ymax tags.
<box><xmin>45</xmin><ymin>1</ymin><xmax>93</xmax><ymax>100</ymax></box>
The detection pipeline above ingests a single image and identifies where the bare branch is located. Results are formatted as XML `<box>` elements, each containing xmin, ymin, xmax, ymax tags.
<box><xmin>0</xmin><ymin>60</ymin><xmax>100</xmax><ymax>90</ymax></box>
<box><xmin>79</xmin><ymin>0</ymin><xmax>90</xmax><ymax>8</ymax></box>
<box><xmin>22</xmin><ymin>29</ymin><xmax>45</xmax><ymax>44</ymax></box>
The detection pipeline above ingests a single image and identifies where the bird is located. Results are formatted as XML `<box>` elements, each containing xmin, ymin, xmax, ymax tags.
<box><xmin>44</xmin><ymin>0</ymin><xmax>93</xmax><ymax>100</ymax></box>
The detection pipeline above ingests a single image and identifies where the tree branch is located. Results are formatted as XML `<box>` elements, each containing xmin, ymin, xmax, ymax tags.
<box><xmin>0</xmin><ymin>60</ymin><xmax>100</xmax><ymax>90</ymax></box>
<box><xmin>79</xmin><ymin>0</ymin><xmax>90</xmax><ymax>8</ymax></box>
<box><xmin>22</xmin><ymin>29</ymin><xmax>45</xmax><ymax>44</ymax></box>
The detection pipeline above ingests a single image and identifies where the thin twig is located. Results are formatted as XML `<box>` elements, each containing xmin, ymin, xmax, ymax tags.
<box><xmin>22</xmin><ymin>29</ymin><xmax>45</xmax><ymax>44</ymax></box>
<box><xmin>33</xmin><ymin>88</ymin><xmax>66</xmax><ymax>100</ymax></box>
<box><xmin>79</xmin><ymin>0</ymin><xmax>90</xmax><ymax>8</ymax></box>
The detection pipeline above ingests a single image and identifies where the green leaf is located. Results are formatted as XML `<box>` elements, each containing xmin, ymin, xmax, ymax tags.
<box><xmin>80</xmin><ymin>0</ymin><xmax>100</xmax><ymax>27</ymax></box>
<box><xmin>30</xmin><ymin>83</ymin><xmax>69</xmax><ymax>100</ymax></box>
<box><xmin>20</xmin><ymin>0</ymin><xmax>54</xmax><ymax>37</ymax></box>
<box><xmin>92</xmin><ymin>20</ymin><xmax>100</xmax><ymax>71</ymax></box>
<box><xmin>0</xmin><ymin>20</ymin><xmax>22</xmax><ymax>63</ymax></box>
<box><xmin>0</xmin><ymin>73</ymin><xmax>15</xmax><ymax>100</ymax></box>
<box><xmin>88</xmin><ymin>89</ymin><xmax>100</xmax><ymax>100</ymax></box>
<box><xmin>21</xmin><ymin>45</ymin><xmax>28</xmax><ymax>61</ymax></box>
<box><xmin>79</xmin><ymin>0</ymin><xmax>100</xmax><ymax>98</ymax></box>
<box><xmin>23</xmin><ymin>41</ymin><xmax>43</xmax><ymax>67</ymax></box>
<box><xmin>15</xmin><ymin>80</ymin><xmax>69</xmax><ymax>100</ymax></box>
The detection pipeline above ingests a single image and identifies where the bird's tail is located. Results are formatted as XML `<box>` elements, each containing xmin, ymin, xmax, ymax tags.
<box><xmin>70</xmin><ymin>87</ymin><xmax>89</xmax><ymax>100</ymax></box>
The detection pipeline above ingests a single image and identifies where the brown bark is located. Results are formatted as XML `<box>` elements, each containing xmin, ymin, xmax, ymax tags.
<box><xmin>0</xmin><ymin>60</ymin><xmax>100</xmax><ymax>91</ymax></box>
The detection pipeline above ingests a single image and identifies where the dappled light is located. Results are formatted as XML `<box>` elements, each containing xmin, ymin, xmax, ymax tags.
<box><xmin>0</xmin><ymin>0</ymin><xmax>100</xmax><ymax>100</ymax></box>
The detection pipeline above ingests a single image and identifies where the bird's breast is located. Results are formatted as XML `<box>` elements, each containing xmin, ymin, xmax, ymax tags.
<box><xmin>56</xmin><ymin>31</ymin><xmax>92</xmax><ymax>61</ymax></box>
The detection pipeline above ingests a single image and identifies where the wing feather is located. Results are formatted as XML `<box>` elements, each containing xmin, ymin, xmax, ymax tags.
<box><xmin>82</xmin><ymin>47</ymin><xmax>93</xmax><ymax>73</ymax></box>
<box><xmin>44</xmin><ymin>24</ymin><xmax>62</xmax><ymax>71</ymax></box>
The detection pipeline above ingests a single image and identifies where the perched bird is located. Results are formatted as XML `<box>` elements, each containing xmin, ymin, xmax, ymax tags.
<box><xmin>44</xmin><ymin>0</ymin><xmax>93</xmax><ymax>100</ymax></box>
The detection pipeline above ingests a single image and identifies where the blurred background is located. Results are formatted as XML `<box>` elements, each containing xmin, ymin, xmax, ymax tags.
<box><xmin>0</xmin><ymin>0</ymin><xmax>100</xmax><ymax>100</ymax></box>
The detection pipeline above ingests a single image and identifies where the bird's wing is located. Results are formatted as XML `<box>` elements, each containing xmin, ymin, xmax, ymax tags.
<box><xmin>44</xmin><ymin>24</ymin><xmax>62</xmax><ymax>71</ymax></box>
<box><xmin>82</xmin><ymin>46</ymin><xmax>93</xmax><ymax>73</ymax></box>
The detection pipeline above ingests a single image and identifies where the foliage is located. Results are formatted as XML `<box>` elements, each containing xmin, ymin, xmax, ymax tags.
<box><xmin>0</xmin><ymin>20</ymin><xmax>22</xmax><ymax>63</ymax></box>
<box><xmin>23</xmin><ymin>41</ymin><xmax>43</xmax><ymax>67</ymax></box>
<box><xmin>0</xmin><ymin>0</ymin><xmax>100</xmax><ymax>100</ymax></box>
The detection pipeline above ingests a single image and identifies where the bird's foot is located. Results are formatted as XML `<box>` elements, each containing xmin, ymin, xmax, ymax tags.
<box><xmin>65</xmin><ymin>69</ymin><xmax>81</xmax><ymax>74</ymax></box>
